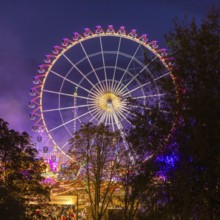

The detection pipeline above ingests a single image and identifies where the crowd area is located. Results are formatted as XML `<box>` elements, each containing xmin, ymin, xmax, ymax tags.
<box><xmin>31</xmin><ymin>204</ymin><xmax>87</xmax><ymax>220</ymax></box>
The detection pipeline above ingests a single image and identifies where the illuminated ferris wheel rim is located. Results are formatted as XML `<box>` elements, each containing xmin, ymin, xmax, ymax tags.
<box><xmin>30</xmin><ymin>25</ymin><xmax>177</xmax><ymax>160</ymax></box>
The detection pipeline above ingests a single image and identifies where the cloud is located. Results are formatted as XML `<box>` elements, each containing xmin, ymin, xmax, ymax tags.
<box><xmin>0</xmin><ymin>21</ymin><xmax>32</xmax><ymax>132</ymax></box>
<box><xmin>0</xmin><ymin>97</ymin><xmax>29</xmax><ymax>132</ymax></box>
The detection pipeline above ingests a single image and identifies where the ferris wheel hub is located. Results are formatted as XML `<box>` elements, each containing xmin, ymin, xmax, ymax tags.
<box><xmin>98</xmin><ymin>92</ymin><xmax>120</xmax><ymax>112</ymax></box>
<box><xmin>107</xmin><ymin>98</ymin><xmax>112</xmax><ymax>104</ymax></box>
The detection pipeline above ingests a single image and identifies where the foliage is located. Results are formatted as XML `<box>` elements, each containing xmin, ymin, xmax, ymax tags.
<box><xmin>117</xmin><ymin>6</ymin><xmax>220</xmax><ymax>220</ymax></box>
<box><xmin>68</xmin><ymin>122</ymin><xmax>123</xmax><ymax>220</ymax></box>
<box><xmin>116</xmin><ymin>100</ymin><xmax>175</xmax><ymax>220</ymax></box>
<box><xmin>118</xmin><ymin>150</ymin><xmax>161</xmax><ymax>220</ymax></box>
<box><xmin>162</xmin><ymin>6</ymin><xmax>220</xmax><ymax>219</ymax></box>
<box><xmin>0</xmin><ymin>118</ymin><xmax>50</xmax><ymax>220</ymax></box>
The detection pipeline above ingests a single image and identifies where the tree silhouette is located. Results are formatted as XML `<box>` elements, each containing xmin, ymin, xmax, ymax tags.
<box><xmin>0</xmin><ymin>118</ymin><xmax>50</xmax><ymax>220</ymax></box>
<box><xmin>162</xmin><ymin>6</ymin><xmax>220</xmax><ymax>219</ymax></box>
<box><xmin>68</xmin><ymin>122</ymin><xmax>123</xmax><ymax>220</ymax></box>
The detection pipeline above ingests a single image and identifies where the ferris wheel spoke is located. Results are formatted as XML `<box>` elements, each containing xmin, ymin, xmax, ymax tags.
<box><xmin>115</xmin><ymin>110</ymin><xmax>126</xmax><ymax>122</ymax></box>
<box><xmin>48</xmin><ymin>111</ymin><xmax>92</xmax><ymax>133</ymax></box>
<box><xmin>132</xmin><ymin>93</ymin><xmax>167</xmax><ymax>100</ymax></box>
<box><xmin>86</xmin><ymin>102</ymin><xmax>100</xmax><ymax>109</ymax></box>
<box><xmin>99</xmin><ymin>36</ymin><xmax>108</xmax><ymax>88</ymax></box>
<box><xmin>119</xmin><ymin>105</ymin><xmax>136</xmax><ymax>118</ymax></box>
<box><xmin>129</xmin><ymin>104</ymin><xmax>159</xmax><ymax>113</ymax></box>
<box><xmin>159</xmin><ymin>109</ymin><xmax>171</xmax><ymax>114</ymax></box>
<box><xmin>88</xmin><ymin>86</ymin><xmax>105</xmax><ymax>99</ymax></box>
<box><xmin>50</xmin><ymin>69</ymin><xmax>78</xmax><ymax>88</ymax></box>
<box><xmin>131</xmin><ymin>104</ymin><xmax>171</xmax><ymax>114</ymax></box>
<box><xmin>119</xmin><ymin>105</ymin><xmax>131</xmax><ymax>116</ymax></box>
<box><xmin>114</xmin><ymin>119</ymin><xmax>128</xmax><ymax>149</ymax></box>
<box><xmin>115</xmin><ymin>44</ymin><xmax>141</xmax><ymax>92</ymax></box>
<box><xmin>110</xmin><ymin>67</ymin><xmax>135</xmax><ymax>96</ymax></box>
<box><xmin>111</xmin><ymin>37</ymin><xmax>122</xmax><ymax>92</ymax></box>
<box><xmin>114</xmin><ymin>84</ymin><xmax>126</xmax><ymax>98</ymax></box>
<box><xmin>117</xmin><ymin>108</ymin><xmax>132</xmax><ymax>126</ymax></box>
<box><xmin>89</xmin><ymin>106</ymin><xmax>104</xmax><ymax>119</ymax></box>
<box><xmin>103</xmin><ymin>112</ymin><xmax>108</xmax><ymax>125</ymax></box>
<box><xmin>43</xmin><ymin>106</ymin><xmax>75</xmax><ymax>113</ymax></box>
<box><xmin>87</xmin><ymin>86</ymin><xmax>104</xmax><ymax>99</ymax></box>
<box><xmin>44</xmin><ymin>89</ymin><xmax>74</xmax><ymax>97</ymax></box>
<box><xmin>43</xmin><ymin>89</ymin><xmax>94</xmax><ymax>101</ymax></box>
<box><xmin>123</xmin><ymin>71</ymin><xmax>170</xmax><ymax>96</ymax></box>
<box><xmin>60</xmin><ymin>141</ymin><xmax>70</xmax><ymax>150</ymax></box>
<box><xmin>62</xmin><ymin>53</ymin><xmax>88</xmax><ymax>80</ymax></box>
<box><xmin>116</xmin><ymin>105</ymin><xmax>129</xmax><ymax>120</ymax></box>
<box><xmin>107</xmin><ymin>79</ymin><xmax>111</xmax><ymax>92</ymax></box>
<box><xmin>120</xmin><ymin>103</ymin><xmax>130</xmax><ymax>112</ymax></box>
<box><xmin>43</xmin><ymin>103</ymin><xmax>94</xmax><ymax>113</ymax></box>
<box><xmin>56</xmin><ymin>145</ymin><xmax>72</xmax><ymax>160</ymax></box>
<box><xmin>110</xmin><ymin>113</ymin><xmax>115</xmax><ymax>131</ymax></box>
<box><xmin>96</xmin><ymin>111</ymin><xmax>106</xmax><ymax>125</ymax></box>
<box><xmin>109</xmin><ymin>113</ymin><xmax>113</xmax><ymax>127</ymax></box>
<box><xmin>130</xmin><ymin>104</ymin><xmax>152</xmax><ymax>110</ymax></box>
<box><xmin>89</xmin><ymin>109</ymin><xmax>103</xmax><ymax>123</ymax></box>
<box><xmin>79</xmin><ymin>42</ymin><xmax>105</xmax><ymax>92</ymax></box>
<box><xmin>114</xmin><ymin>84</ymin><xmax>129</xmax><ymax>97</ymax></box>
<box><xmin>106</xmin><ymin>112</ymin><xmax>111</xmax><ymax>126</ymax></box>
<box><xmin>62</xmin><ymin>54</ymin><xmax>102</xmax><ymax>95</ymax></box>
<box><xmin>76</xmin><ymin>95</ymin><xmax>95</xmax><ymax>101</ymax></box>
<box><xmin>124</xmin><ymin>80</ymin><xmax>150</xmax><ymax>96</ymax></box>
<box><xmin>87</xmin><ymin>108</ymin><xmax>101</xmax><ymax>118</ymax></box>
<box><xmin>106</xmin><ymin>112</ymin><xmax>110</xmax><ymax>126</ymax></box>
<box><xmin>86</xmin><ymin>103</ymin><xmax>100</xmax><ymax>110</ymax></box>
<box><xmin>111</xmin><ymin>110</ymin><xmax>123</xmax><ymax>132</ymax></box>
<box><xmin>50</xmin><ymin>69</ymin><xmax>97</xmax><ymax>96</ymax></box>
<box><xmin>76</xmin><ymin>104</ymin><xmax>95</xmax><ymax>109</ymax></box>
<box><xmin>123</xmin><ymin>56</ymin><xmax>158</xmax><ymax>89</ymax></box>
<box><xmin>104</xmin><ymin>112</ymin><xmax>109</xmax><ymax>125</ymax></box>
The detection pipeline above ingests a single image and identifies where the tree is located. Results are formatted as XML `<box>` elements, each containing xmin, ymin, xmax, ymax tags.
<box><xmin>117</xmin><ymin>102</ymin><xmax>175</xmax><ymax>220</ymax></box>
<box><xmin>118</xmin><ymin>148</ymin><xmax>161</xmax><ymax>220</ymax></box>
<box><xmin>0</xmin><ymin>118</ymin><xmax>50</xmax><ymax>220</ymax></box>
<box><xmin>162</xmin><ymin>6</ymin><xmax>220</xmax><ymax>219</ymax></box>
<box><xmin>68</xmin><ymin>122</ymin><xmax>123</xmax><ymax>220</ymax></box>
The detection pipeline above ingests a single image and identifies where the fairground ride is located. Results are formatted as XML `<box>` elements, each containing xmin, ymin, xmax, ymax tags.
<box><xmin>29</xmin><ymin>25</ymin><xmax>177</xmax><ymax>196</ymax></box>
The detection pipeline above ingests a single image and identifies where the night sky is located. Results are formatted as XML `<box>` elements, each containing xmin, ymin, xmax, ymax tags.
<box><xmin>0</xmin><ymin>0</ymin><xmax>219</xmax><ymax>134</ymax></box>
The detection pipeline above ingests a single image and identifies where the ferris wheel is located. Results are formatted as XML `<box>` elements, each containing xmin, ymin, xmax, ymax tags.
<box><xmin>29</xmin><ymin>25</ymin><xmax>176</xmax><ymax>160</ymax></box>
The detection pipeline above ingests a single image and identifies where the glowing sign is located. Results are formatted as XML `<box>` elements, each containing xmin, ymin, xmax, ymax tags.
<box><xmin>50</xmin><ymin>195</ymin><xmax>77</xmax><ymax>205</ymax></box>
